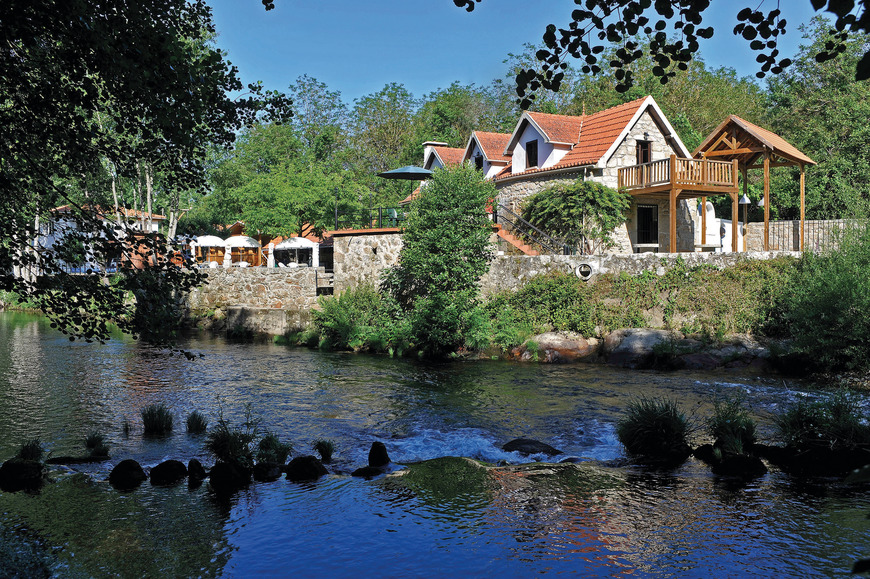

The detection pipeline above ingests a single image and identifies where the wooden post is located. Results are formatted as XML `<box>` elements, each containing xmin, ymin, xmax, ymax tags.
<box><xmin>800</xmin><ymin>163</ymin><xmax>806</xmax><ymax>251</ymax></box>
<box><xmin>742</xmin><ymin>165</ymin><xmax>748</xmax><ymax>252</ymax></box>
<box><xmin>701</xmin><ymin>196</ymin><xmax>707</xmax><ymax>245</ymax></box>
<box><xmin>731</xmin><ymin>192</ymin><xmax>739</xmax><ymax>253</ymax></box>
<box><xmin>763</xmin><ymin>151</ymin><xmax>770</xmax><ymax>251</ymax></box>
<box><xmin>670</xmin><ymin>189</ymin><xmax>678</xmax><ymax>253</ymax></box>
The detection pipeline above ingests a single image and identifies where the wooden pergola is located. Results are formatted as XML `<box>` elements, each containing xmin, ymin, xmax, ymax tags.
<box><xmin>694</xmin><ymin>115</ymin><xmax>816</xmax><ymax>251</ymax></box>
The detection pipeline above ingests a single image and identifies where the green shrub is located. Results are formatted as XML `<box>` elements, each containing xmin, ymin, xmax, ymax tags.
<box><xmin>256</xmin><ymin>432</ymin><xmax>292</xmax><ymax>464</ymax></box>
<box><xmin>186</xmin><ymin>410</ymin><xmax>208</xmax><ymax>434</ymax></box>
<box><xmin>775</xmin><ymin>390</ymin><xmax>870</xmax><ymax>451</ymax></box>
<box><xmin>617</xmin><ymin>397</ymin><xmax>691</xmax><ymax>458</ymax></box>
<box><xmin>16</xmin><ymin>439</ymin><xmax>44</xmax><ymax>462</ymax></box>
<box><xmin>205</xmin><ymin>405</ymin><xmax>259</xmax><ymax>469</ymax></box>
<box><xmin>780</xmin><ymin>225</ymin><xmax>870</xmax><ymax>372</ymax></box>
<box><xmin>85</xmin><ymin>431</ymin><xmax>109</xmax><ymax>457</ymax></box>
<box><xmin>141</xmin><ymin>403</ymin><xmax>173</xmax><ymax>435</ymax></box>
<box><xmin>312</xmin><ymin>284</ymin><xmax>407</xmax><ymax>353</ymax></box>
<box><xmin>313</xmin><ymin>439</ymin><xmax>335</xmax><ymax>463</ymax></box>
<box><xmin>707</xmin><ymin>395</ymin><xmax>756</xmax><ymax>454</ymax></box>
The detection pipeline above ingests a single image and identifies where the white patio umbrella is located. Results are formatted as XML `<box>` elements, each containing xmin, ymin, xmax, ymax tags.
<box><xmin>224</xmin><ymin>235</ymin><xmax>260</xmax><ymax>267</ymax></box>
<box><xmin>193</xmin><ymin>235</ymin><xmax>226</xmax><ymax>264</ymax></box>
<box><xmin>274</xmin><ymin>236</ymin><xmax>319</xmax><ymax>267</ymax></box>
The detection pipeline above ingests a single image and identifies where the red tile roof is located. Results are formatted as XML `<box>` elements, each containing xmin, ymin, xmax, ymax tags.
<box><xmin>432</xmin><ymin>146</ymin><xmax>465</xmax><ymax>166</ymax></box>
<box><xmin>496</xmin><ymin>97</ymin><xmax>649</xmax><ymax>181</ymax></box>
<box><xmin>472</xmin><ymin>131</ymin><xmax>511</xmax><ymax>163</ymax></box>
<box><xmin>400</xmin><ymin>185</ymin><xmax>422</xmax><ymax>205</ymax></box>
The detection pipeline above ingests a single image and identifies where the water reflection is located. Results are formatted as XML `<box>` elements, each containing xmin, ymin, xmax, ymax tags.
<box><xmin>1</xmin><ymin>312</ymin><xmax>870</xmax><ymax>577</ymax></box>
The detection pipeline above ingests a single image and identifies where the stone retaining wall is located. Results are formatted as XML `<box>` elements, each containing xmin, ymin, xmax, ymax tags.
<box><xmin>479</xmin><ymin>251</ymin><xmax>800</xmax><ymax>297</ymax></box>
<box><xmin>332</xmin><ymin>231</ymin><xmax>403</xmax><ymax>293</ymax></box>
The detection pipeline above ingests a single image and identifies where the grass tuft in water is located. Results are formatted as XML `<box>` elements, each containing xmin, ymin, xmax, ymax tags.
<box><xmin>206</xmin><ymin>404</ymin><xmax>259</xmax><ymax>469</ymax></box>
<box><xmin>707</xmin><ymin>395</ymin><xmax>756</xmax><ymax>455</ymax></box>
<box><xmin>16</xmin><ymin>439</ymin><xmax>44</xmax><ymax>462</ymax></box>
<box><xmin>617</xmin><ymin>396</ymin><xmax>691</xmax><ymax>459</ymax></box>
<box><xmin>186</xmin><ymin>410</ymin><xmax>208</xmax><ymax>434</ymax></box>
<box><xmin>775</xmin><ymin>390</ymin><xmax>870</xmax><ymax>451</ymax></box>
<box><xmin>256</xmin><ymin>432</ymin><xmax>292</xmax><ymax>465</ymax></box>
<box><xmin>141</xmin><ymin>403</ymin><xmax>173</xmax><ymax>436</ymax></box>
<box><xmin>313</xmin><ymin>439</ymin><xmax>335</xmax><ymax>463</ymax></box>
<box><xmin>85</xmin><ymin>431</ymin><xmax>110</xmax><ymax>458</ymax></box>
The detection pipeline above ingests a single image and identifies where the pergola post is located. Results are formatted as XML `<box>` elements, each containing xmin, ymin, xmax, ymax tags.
<box><xmin>669</xmin><ymin>188</ymin><xmax>680</xmax><ymax>253</ymax></box>
<box><xmin>741</xmin><ymin>165</ymin><xmax>748</xmax><ymax>252</ymax></box>
<box><xmin>731</xmin><ymin>192</ymin><xmax>739</xmax><ymax>253</ymax></box>
<box><xmin>701</xmin><ymin>196</ymin><xmax>707</xmax><ymax>245</ymax></box>
<box><xmin>763</xmin><ymin>151</ymin><xmax>770</xmax><ymax>251</ymax></box>
<box><xmin>800</xmin><ymin>163</ymin><xmax>806</xmax><ymax>251</ymax></box>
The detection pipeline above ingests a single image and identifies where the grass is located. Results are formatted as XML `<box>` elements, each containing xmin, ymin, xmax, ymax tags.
<box><xmin>616</xmin><ymin>397</ymin><xmax>691</xmax><ymax>459</ymax></box>
<box><xmin>256</xmin><ymin>432</ymin><xmax>292</xmax><ymax>464</ymax></box>
<box><xmin>186</xmin><ymin>410</ymin><xmax>208</xmax><ymax>434</ymax></box>
<box><xmin>313</xmin><ymin>439</ymin><xmax>335</xmax><ymax>463</ymax></box>
<box><xmin>774</xmin><ymin>390</ymin><xmax>870</xmax><ymax>451</ymax></box>
<box><xmin>707</xmin><ymin>395</ymin><xmax>757</xmax><ymax>455</ymax></box>
<box><xmin>141</xmin><ymin>403</ymin><xmax>173</xmax><ymax>435</ymax></box>
<box><xmin>16</xmin><ymin>439</ymin><xmax>44</xmax><ymax>462</ymax></box>
<box><xmin>85</xmin><ymin>431</ymin><xmax>110</xmax><ymax>458</ymax></box>
<box><xmin>205</xmin><ymin>404</ymin><xmax>259</xmax><ymax>469</ymax></box>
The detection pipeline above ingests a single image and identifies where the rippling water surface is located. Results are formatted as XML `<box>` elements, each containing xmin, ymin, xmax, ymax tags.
<box><xmin>1</xmin><ymin>312</ymin><xmax>868</xmax><ymax>577</ymax></box>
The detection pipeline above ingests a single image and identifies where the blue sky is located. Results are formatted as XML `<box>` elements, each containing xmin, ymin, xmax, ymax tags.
<box><xmin>208</xmin><ymin>1</ymin><xmax>822</xmax><ymax>104</ymax></box>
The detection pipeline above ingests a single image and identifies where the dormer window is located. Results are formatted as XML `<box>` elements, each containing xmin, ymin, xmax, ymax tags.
<box><xmin>474</xmin><ymin>153</ymin><xmax>484</xmax><ymax>171</ymax></box>
<box><xmin>526</xmin><ymin>139</ymin><xmax>539</xmax><ymax>168</ymax></box>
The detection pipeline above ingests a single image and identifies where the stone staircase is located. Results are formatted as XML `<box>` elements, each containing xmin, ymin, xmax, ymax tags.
<box><xmin>494</xmin><ymin>224</ymin><xmax>539</xmax><ymax>256</ymax></box>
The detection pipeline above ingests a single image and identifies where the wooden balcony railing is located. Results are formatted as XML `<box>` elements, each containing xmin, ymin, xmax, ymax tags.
<box><xmin>618</xmin><ymin>155</ymin><xmax>738</xmax><ymax>193</ymax></box>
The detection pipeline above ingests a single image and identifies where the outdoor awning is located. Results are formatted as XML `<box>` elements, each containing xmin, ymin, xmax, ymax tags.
<box><xmin>195</xmin><ymin>235</ymin><xmax>225</xmax><ymax>247</ymax></box>
<box><xmin>224</xmin><ymin>235</ymin><xmax>260</xmax><ymax>248</ymax></box>
<box><xmin>377</xmin><ymin>166</ymin><xmax>433</xmax><ymax>180</ymax></box>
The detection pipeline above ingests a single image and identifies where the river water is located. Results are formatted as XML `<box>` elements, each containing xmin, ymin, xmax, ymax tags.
<box><xmin>0</xmin><ymin>312</ymin><xmax>868</xmax><ymax>577</ymax></box>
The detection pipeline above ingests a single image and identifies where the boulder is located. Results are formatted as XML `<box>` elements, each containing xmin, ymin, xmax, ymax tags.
<box><xmin>368</xmin><ymin>442</ymin><xmax>390</xmax><ymax>468</ymax></box>
<box><xmin>0</xmin><ymin>458</ymin><xmax>45</xmax><ymax>492</ymax></box>
<box><xmin>286</xmin><ymin>456</ymin><xmax>328</xmax><ymax>482</ymax></box>
<box><xmin>351</xmin><ymin>465</ymin><xmax>386</xmax><ymax>478</ymax></box>
<box><xmin>209</xmin><ymin>461</ymin><xmax>252</xmax><ymax>493</ymax></box>
<box><xmin>188</xmin><ymin>459</ymin><xmax>207</xmax><ymax>482</ymax></box>
<box><xmin>109</xmin><ymin>459</ymin><xmax>147</xmax><ymax>491</ymax></box>
<box><xmin>711</xmin><ymin>454</ymin><xmax>768</xmax><ymax>479</ymax></box>
<box><xmin>253</xmin><ymin>461</ymin><xmax>283</xmax><ymax>482</ymax></box>
<box><xmin>150</xmin><ymin>460</ymin><xmax>188</xmax><ymax>486</ymax></box>
<box><xmin>603</xmin><ymin>329</ymin><xmax>675</xmax><ymax>368</ymax></box>
<box><xmin>520</xmin><ymin>332</ymin><xmax>598</xmax><ymax>363</ymax></box>
<box><xmin>503</xmin><ymin>438</ymin><xmax>563</xmax><ymax>457</ymax></box>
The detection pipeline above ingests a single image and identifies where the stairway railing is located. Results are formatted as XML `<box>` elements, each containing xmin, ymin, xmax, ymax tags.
<box><xmin>493</xmin><ymin>204</ymin><xmax>572</xmax><ymax>255</ymax></box>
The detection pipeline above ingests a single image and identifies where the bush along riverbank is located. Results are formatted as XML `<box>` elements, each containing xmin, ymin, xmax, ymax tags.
<box><xmin>292</xmin><ymin>224</ymin><xmax>870</xmax><ymax>382</ymax></box>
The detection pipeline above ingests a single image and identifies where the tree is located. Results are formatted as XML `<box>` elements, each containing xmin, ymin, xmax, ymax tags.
<box><xmin>766</xmin><ymin>18</ymin><xmax>870</xmax><ymax>219</ymax></box>
<box><xmin>453</xmin><ymin>0</ymin><xmax>869</xmax><ymax>107</ymax></box>
<box><xmin>1</xmin><ymin>0</ymin><xmax>290</xmax><ymax>344</ymax></box>
<box><xmin>287</xmin><ymin>75</ymin><xmax>349</xmax><ymax>161</ymax></box>
<box><xmin>522</xmin><ymin>181</ymin><xmax>631</xmax><ymax>255</ymax></box>
<box><xmin>382</xmin><ymin>164</ymin><xmax>495</xmax><ymax>356</ymax></box>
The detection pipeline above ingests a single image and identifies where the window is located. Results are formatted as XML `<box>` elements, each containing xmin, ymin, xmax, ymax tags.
<box><xmin>636</xmin><ymin>140</ymin><xmax>651</xmax><ymax>164</ymax></box>
<box><xmin>526</xmin><ymin>139</ymin><xmax>538</xmax><ymax>168</ymax></box>
<box><xmin>474</xmin><ymin>153</ymin><xmax>483</xmax><ymax>171</ymax></box>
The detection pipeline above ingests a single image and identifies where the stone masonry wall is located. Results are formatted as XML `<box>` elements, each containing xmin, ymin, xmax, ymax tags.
<box><xmin>332</xmin><ymin>232</ymin><xmax>404</xmax><ymax>293</ymax></box>
<box><xmin>478</xmin><ymin>251</ymin><xmax>800</xmax><ymax>297</ymax></box>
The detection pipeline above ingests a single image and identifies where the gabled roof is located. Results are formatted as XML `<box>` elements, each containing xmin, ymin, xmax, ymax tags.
<box><xmin>424</xmin><ymin>145</ymin><xmax>465</xmax><ymax>169</ymax></box>
<box><xmin>495</xmin><ymin>96</ymin><xmax>692</xmax><ymax>181</ymax></box>
<box><xmin>464</xmin><ymin>131</ymin><xmax>511</xmax><ymax>164</ymax></box>
<box><xmin>400</xmin><ymin>185</ymin><xmax>422</xmax><ymax>206</ymax></box>
<box><xmin>694</xmin><ymin>115</ymin><xmax>816</xmax><ymax>166</ymax></box>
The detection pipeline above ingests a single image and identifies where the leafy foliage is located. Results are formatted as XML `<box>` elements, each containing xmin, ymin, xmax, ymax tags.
<box><xmin>522</xmin><ymin>180</ymin><xmax>631</xmax><ymax>255</ymax></box>
<box><xmin>707</xmin><ymin>396</ymin><xmax>757</xmax><ymax>455</ymax></box>
<box><xmin>311</xmin><ymin>284</ymin><xmax>410</xmax><ymax>354</ymax></box>
<box><xmin>774</xmin><ymin>390</ymin><xmax>870</xmax><ymax>451</ymax></box>
<box><xmin>205</xmin><ymin>405</ymin><xmax>260</xmax><ymax>470</ymax></box>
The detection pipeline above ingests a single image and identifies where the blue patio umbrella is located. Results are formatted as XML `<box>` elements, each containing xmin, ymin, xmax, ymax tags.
<box><xmin>377</xmin><ymin>166</ymin><xmax>432</xmax><ymax>180</ymax></box>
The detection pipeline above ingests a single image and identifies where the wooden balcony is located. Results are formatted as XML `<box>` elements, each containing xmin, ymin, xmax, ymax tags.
<box><xmin>618</xmin><ymin>155</ymin><xmax>738</xmax><ymax>198</ymax></box>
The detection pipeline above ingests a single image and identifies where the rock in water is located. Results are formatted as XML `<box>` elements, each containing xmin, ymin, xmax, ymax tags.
<box><xmin>0</xmin><ymin>459</ymin><xmax>45</xmax><ymax>492</ymax></box>
<box><xmin>351</xmin><ymin>465</ymin><xmax>385</xmax><ymax>478</ymax></box>
<box><xmin>368</xmin><ymin>442</ymin><xmax>390</xmax><ymax>467</ymax></box>
<box><xmin>109</xmin><ymin>459</ymin><xmax>147</xmax><ymax>491</ymax></box>
<box><xmin>502</xmin><ymin>438</ymin><xmax>563</xmax><ymax>457</ymax></box>
<box><xmin>150</xmin><ymin>460</ymin><xmax>188</xmax><ymax>486</ymax></box>
<box><xmin>209</xmin><ymin>461</ymin><xmax>251</xmax><ymax>493</ymax></box>
<box><xmin>286</xmin><ymin>456</ymin><xmax>328</xmax><ymax>482</ymax></box>
<box><xmin>188</xmin><ymin>459</ymin><xmax>207</xmax><ymax>482</ymax></box>
<box><xmin>253</xmin><ymin>462</ymin><xmax>283</xmax><ymax>482</ymax></box>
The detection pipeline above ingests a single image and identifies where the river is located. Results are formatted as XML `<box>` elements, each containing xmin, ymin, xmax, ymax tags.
<box><xmin>0</xmin><ymin>312</ymin><xmax>868</xmax><ymax>577</ymax></box>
